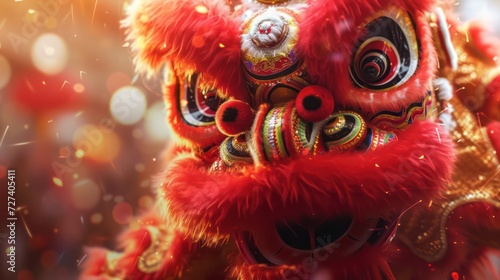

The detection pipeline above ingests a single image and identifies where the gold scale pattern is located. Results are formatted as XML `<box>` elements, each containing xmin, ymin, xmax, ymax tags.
<box><xmin>397</xmin><ymin>96</ymin><xmax>500</xmax><ymax>262</ymax></box>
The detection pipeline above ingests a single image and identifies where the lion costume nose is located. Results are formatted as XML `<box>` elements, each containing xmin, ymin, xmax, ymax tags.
<box><xmin>215</xmin><ymin>85</ymin><xmax>335</xmax><ymax>137</ymax></box>
<box><xmin>215</xmin><ymin>87</ymin><xmax>397</xmax><ymax>166</ymax></box>
<box><xmin>215</xmin><ymin>100</ymin><xmax>256</xmax><ymax>137</ymax></box>
<box><xmin>295</xmin><ymin>86</ymin><xmax>335</xmax><ymax>122</ymax></box>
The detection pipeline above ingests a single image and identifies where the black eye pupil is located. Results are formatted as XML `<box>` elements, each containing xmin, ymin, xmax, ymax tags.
<box><xmin>203</xmin><ymin>90</ymin><xmax>223</xmax><ymax>111</ymax></box>
<box><xmin>363</xmin><ymin>65</ymin><xmax>380</xmax><ymax>79</ymax></box>
<box><xmin>361</xmin><ymin>56</ymin><xmax>385</xmax><ymax>81</ymax></box>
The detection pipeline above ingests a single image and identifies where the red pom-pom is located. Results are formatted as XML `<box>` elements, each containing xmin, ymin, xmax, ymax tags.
<box><xmin>215</xmin><ymin>100</ymin><xmax>255</xmax><ymax>136</ymax></box>
<box><xmin>295</xmin><ymin>85</ymin><xmax>334</xmax><ymax>122</ymax></box>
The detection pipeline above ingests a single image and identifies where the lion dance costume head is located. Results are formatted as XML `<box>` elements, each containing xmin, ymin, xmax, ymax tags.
<box><xmin>82</xmin><ymin>0</ymin><xmax>500</xmax><ymax>279</ymax></box>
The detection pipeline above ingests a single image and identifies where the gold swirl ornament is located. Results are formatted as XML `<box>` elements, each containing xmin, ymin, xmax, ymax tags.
<box><xmin>321</xmin><ymin>112</ymin><xmax>398</xmax><ymax>152</ymax></box>
<box><xmin>322</xmin><ymin>112</ymin><xmax>368</xmax><ymax>152</ymax></box>
<box><xmin>219</xmin><ymin>135</ymin><xmax>254</xmax><ymax>167</ymax></box>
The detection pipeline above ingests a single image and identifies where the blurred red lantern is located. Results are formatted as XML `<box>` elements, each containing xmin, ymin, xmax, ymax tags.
<box><xmin>12</xmin><ymin>69</ymin><xmax>86</xmax><ymax>115</ymax></box>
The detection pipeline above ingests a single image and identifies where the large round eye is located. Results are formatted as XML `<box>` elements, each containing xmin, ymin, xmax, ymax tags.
<box><xmin>179</xmin><ymin>72</ymin><xmax>224</xmax><ymax>127</ymax></box>
<box><xmin>163</xmin><ymin>69</ymin><xmax>227</xmax><ymax>148</ymax></box>
<box><xmin>350</xmin><ymin>9</ymin><xmax>418</xmax><ymax>90</ymax></box>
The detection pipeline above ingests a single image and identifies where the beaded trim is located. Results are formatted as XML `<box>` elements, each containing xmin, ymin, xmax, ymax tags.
<box><xmin>291</xmin><ymin>107</ymin><xmax>311</xmax><ymax>153</ymax></box>
<box><xmin>323</xmin><ymin>111</ymin><xmax>367</xmax><ymax>152</ymax></box>
<box><xmin>263</xmin><ymin>106</ymin><xmax>288</xmax><ymax>161</ymax></box>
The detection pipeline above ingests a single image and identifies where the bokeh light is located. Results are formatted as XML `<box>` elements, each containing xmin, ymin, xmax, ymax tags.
<box><xmin>102</xmin><ymin>194</ymin><xmax>113</xmax><ymax>202</ymax></box>
<box><xmin>52</xmin><ymin>177</ymin><xmax>63</xmax><ymax>187</ymax></box>
<box><xmin>52</xmin><ymin>113</ymin><xmax>86</xmax><ymax>143</ymax></box>
<box><xmin>135</xmin><ymin>163</ymin><xmax>145</xmax><ymax>172</ymax></box>
<box><xmin>195</xmin><ymin>5</ymin><xmax>208</xmax><ymax>14</ymax></box>
<box><xmin>40</xmin><ymin>250</ymin><xmax>57</xmax><ymax>269</ymax></box>
<box><xmin>72</xmin><ymin>124</ymin><xmax>122</xmax><ymax>162</ymax></box>
<box><xmin>0</xmin><ymin>55</ymin><xmax>12</xmax><ymax>89</ymax></box>
<box><xmin>0</xmin><ymin>165</ymin><xmax>6</xmax><ymax>179</ymax></box>
<box><xmin>144</xmin><ymin>101</ymin><xmax>170</xmax><ymax>142</ymax></box>
<box><xmin>29</xmin><ymin>234</ymin><xmax>49</xmax><ymax>250</ymax></box>
<box><xmin>71</xmin><ymin>179</ymin><xmax>101</xmax><ymax>210</ymax></box>
<box><xmin>109</xmin><ymin>86</ymin><xmax>147</xmax><ymax>125</ymax></box>
<box><xmin>58</xmin><ymin>146</ymin><xmax>71</xmax><ymax>158</ymax></box>
<box><xmin>12</xmin><ymin>71</ymin><xmax>84</xmax><ymax>114</ymax></box>
<box><xmin>73</xmin><ymin>83</ymin><xmax>85</xmax><ymax>93</ymax></box>
<box><xmin>0</xmin><ymin>1</ymin><xmax>163</xmax><ymax>279</ymax></box>
<box><xmin>31</xmin><ymin>33</ymin><xmax>68</xmax><ymax>75</ymax></box>
<box><xmin>17</xmin><ymin>270</ymin><xmax>34</xmax><ymax>280</ymax></box>
<box><xmin>138</xmin><ymin>195</ymin><xmax>154</xmax><ymax>209</ymax></box>
<box><xmin>112</xmin><ymin>202</ymin><xmax>133</xmax><ymax>225</ymax></box>
<box><xmin>90</xmin><ymin>213</ymin><xmax>103</xmax><ymax>224</ymax></box>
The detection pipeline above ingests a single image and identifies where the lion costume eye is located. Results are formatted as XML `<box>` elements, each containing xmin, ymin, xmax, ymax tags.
<box><xmin>163</xmin><ymin>69</ymin><xmax>227</xmax><ymax>148</ymax></box>
<box><xmin>179</xmin><ymin>72</ymin><xmax>224</xmax><ymax>127</ymax></box>
<box><xmin>350</xmin><ymin>9</ymin><xmax>419</xmax><ymax>90</ymax></box>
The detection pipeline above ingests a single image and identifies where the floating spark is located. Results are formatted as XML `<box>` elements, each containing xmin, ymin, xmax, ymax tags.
<box><xmin>91</xmin><ymin>0</ymin><xmax>99</xmax><ymax>25</ymax></box>
<box><xmin>80</xmin><ymin>71</ymin><xmax>87</xmax><ymax>81</ymax></box>
<box><xmin>479</xmin><ymin>168</ymin><xmax>500</xmax><ymax>191</ymax></box>
<box><xmin>77</xmin><ymin>254</ymin><xmax>87</xmax><ymax>267</ymax></box>
<box><xmin>57</xmin><ymin>253</ymin><xmax>65</xmax><ymax>264</ymax></box>
<box><xmin>16</xmin><ymin>209</ymin><xmax>32</xmax><ymax>238</ymax></box>
<box><xmin>476</xmin><ymin>112</ymin><xmax>493</xmax><ymax>128</ymax></box>
<box><xmin>435</xmin><ymin>127</ymin><xmax>442</xmax><ymax>143</ymax></box>
<box><xmin>53</xmin><ymin>177</ymin><xmax>63</xmax><ymax>187</ymax></box>
<box><xmin>25</xmin><ymin>79</ymin><xmax>35</xmax><ymax>92</ymax></box>
<box><xmin>0</xmin><ymin>125</ymin><xmax>9</xmax><ymax>147</ymax></box>
<box><xmin>10</xmin><ymin>141</ymin><xmax>35</xmax><ymax>146</ymax></box>
<box><xmin>71</xmin><ymin>4</ymin><xmax>75</xmax><ymax>26</ymax></box>
<box><xmin>61</xmin><ymin>80</ymin><xmax>70</xmax><ymax>91</ymax></box>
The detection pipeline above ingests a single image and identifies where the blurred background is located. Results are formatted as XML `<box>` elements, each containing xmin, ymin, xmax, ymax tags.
<box><xmin>0</xmin><ymin>1</ymin><xmax>169</xmax><ymax>279</ymax></box>
<box><xmin>0</xmin><ymin>0</ymin><xmax>499</xmax><ymax>280</ymax></box>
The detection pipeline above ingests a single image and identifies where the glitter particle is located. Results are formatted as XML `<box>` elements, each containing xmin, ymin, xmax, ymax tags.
<box><xmin>53</xmin><ymin>177</ymin><xmax>63</xmax><ymax>187</ymax></box>
<box><xmin>195</xmin><ymin>5</ymin><xmax>208</xmax><ymax>14</ymax></box>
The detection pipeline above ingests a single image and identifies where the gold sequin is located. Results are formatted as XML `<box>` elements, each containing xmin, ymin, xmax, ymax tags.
<box><xmin>323</xmin><ymin>115</ymin><xmax>346</xmax><ymax>136</ymax></box>
<box><xmin>397</xmin><ymin>96</ymin><xmax>500</xmax><ymax>261</ymax></box>
<box><xmin>138</xmin><ymin>226</ymin><xmax>173</xmax><ymax>274</ymax></box>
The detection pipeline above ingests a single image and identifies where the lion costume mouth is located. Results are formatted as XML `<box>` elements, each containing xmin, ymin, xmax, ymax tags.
<box><xmin>235</xmin><ymin>215</ymin><xmax>398</xmax><ymax>267</ymax></box>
